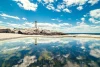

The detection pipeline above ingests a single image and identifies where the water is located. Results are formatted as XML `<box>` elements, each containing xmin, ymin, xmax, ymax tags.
<box><xmin>0</xmin><ymin>37</ymin><xmax>100</xmax><ymax>67</ymax></box>
<box><xmin>67</xmin><ymin>33</ymin><xmax>100</xmax><ymax>35</ymax></box>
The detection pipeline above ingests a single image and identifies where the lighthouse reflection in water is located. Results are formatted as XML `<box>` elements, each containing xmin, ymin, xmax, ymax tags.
<box><xmin>0</xmin><ymin>37</ymin><xmax>100</xmax><ymax>67</ymax></box>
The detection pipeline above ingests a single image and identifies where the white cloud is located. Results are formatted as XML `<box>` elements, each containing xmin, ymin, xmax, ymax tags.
<box><xmin>89</xmin><ymin>18</ymin><xmax>100</xmax><ymax>24</ymax></box>
<box><xmin>43</xmin><ymin>0</ymin><xmax>54</xmax><ymax>3</ymax></box>
<box><xmin>63</xmin><ymin>8</ymin><xmax>71</xmax><ymax>13</ymax></box>
<box><xmin>37</xmin><ymin>0</ymin><xmax>42</xmax><ymax>2</ymax></box>
<box><xmin>7</xmin><ymin>23</ymin><xmax>22</xmax><ymax>28</ymax></box>
<box><xmin>89</xmin><ymin>9</ymin><xmax>100</xmax><ymax>24</ymax></box>
<box><xmin>51</xmin><ymin>18</ymin><xmax>62</xmax><ymax>22</ymax></box>
<box><xmin>63</xmin><ymin>0</ymin><xmax>99</xmax><ymax>6</ymax></box>
<box><xmin>39</xmin><ymin>0</ymin><xmax>89</xmax><ymax>13</ymax></box>
<box><xmin>46</xmin><ymin>4</ymin><xmax>71</xmax><ymax>13</ymax></box>
<box><xmin>55</xmin><ymin>9</ymin><xmax>61</xmax><ymax>12</ymax></box>
<box><xmin>65</xmin><ymin>23</ymin><xmax>100</xmax><ymax>33</ymax></box>
<box><xmin>63</xmin><ymin>0</ymin><xmax>87</xmax><ymax>6</ymax></box>
<box><xmin>90</xmin><ymin>9</ymin><xmax>100</xmax><ymax>19</ymax></box>
<box><xmin>39</xmin><ymin>0</ymin><xmax>100</xmax><ymax>13</ymax></box>
<box><xmin>0</xmin><ymin>13</ymin><xmax>20</xmax><ymax>20</ymax></box>
<box><xmin>46</xmin><ymin>4</ymin><xmax>55</xmax><ymax>10</ymax></box>
<box><xmin>81</xmin><ymin>18</ymin><xmax>85</xmax><ymax>22</ymax></box>
<box><xmin>88</xmin><ymin>0</ymin><xmax>99</xmax><ymax>5</ymax></box>
<box><xmin>46</xmin><ymin>4</ymin><xmax>62</xmax><ymax>12</ymax></box>
<box><xmin>14</xmin><ymin>0</ymin><xmax>38</xmax><ymax>11</ymax></box>
<box><xmin>23</xmin><ymin>22</ymin><xmax>33</xmax><ymax>27</ymax></box>
<box><xmin>6</xmin><ymin>22</ymin><xmax>71</xmax><ymax>30</ymax></box>
<box><xmin>22</xmin><ymin>17</ymin><xmax>27</xmax><ymax>20</ymax></box>
<box><xmin>37</xmin><ymin>0</ymin><xmax>70</xmax><ymax>13</ymax></box>
<box><xmin>38</xmin><ymin>23</ymin><xmax>60</xmax><ymax>28</ymax></box>
<box><xmin>69</xmin><ymin>25</ymin><xmax>99</xmax><ymax>33</ymax></box>
<box><xmin>57</xmin><ymin>4</ymin><xmax>65</xmax><ymax>10</ymax></box>
<box><xmin>61</xmin><ymin>0</ymin><xmax>99</xmax><ymax>12</ymax></box>
<box><xmin>13</xmin><ymin>0</ymin><xmax>100</xmax><ymax>13</ymax></box>
<box><xmin>7</xmin><ymin>22</ymin><xmax>33</xmax><ymax>28</ymax></box>
<box><xmin>89</xmin><ymin>18</ymin><xmax>95</xmax><ymax>23</ymax></box>
<box><xmin>77</xmin><ymin>21</ymin><xmax>86</xmax><ymax>26</ymax></box>
<box><xmin>59</xmin><ymin>23</ymin><xmax>72</xmax><ymax>27</ymax></box>
<box><xmin>77</xmin><ymin>6</ymin><xmax>83</xmax><ymax>10</ymax></box>
<box><xmin>4</xmin><ymin>21</ymin><xmax>100</xmax><ymax>33</ymax></box>
<box><xmin>83</xmin><ymin>15</ymin><xmax>87</xmax><ymax>17</ymax></box>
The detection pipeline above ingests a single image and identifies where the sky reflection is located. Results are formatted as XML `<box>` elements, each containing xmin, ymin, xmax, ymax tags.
<box><xmin>0</xmin><ymin>37</ymin><xmax>100</xmax><ymax>67</ymax></box>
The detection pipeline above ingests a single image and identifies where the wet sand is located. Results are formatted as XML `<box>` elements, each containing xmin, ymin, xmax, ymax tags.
<box><xmin>0</xmin><ymin>33</ymin><xmax>100</xmax><ymax>40</ymax></box>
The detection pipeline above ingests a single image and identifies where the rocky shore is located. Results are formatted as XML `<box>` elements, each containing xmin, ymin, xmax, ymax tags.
<box><xmin>0</xmin><ymin>27</ymin><xmax>66</xmax><ymax>35</ymax></box>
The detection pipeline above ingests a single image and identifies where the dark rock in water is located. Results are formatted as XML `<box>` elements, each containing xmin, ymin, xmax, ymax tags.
<box><xmin>0</xmin><ymin>29</ymin><xmax>12</xmax><ymax>33</ymax></box>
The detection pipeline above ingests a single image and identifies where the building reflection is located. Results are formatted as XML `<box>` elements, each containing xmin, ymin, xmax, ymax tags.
<box><xmin>34</xmin><ymin>38</ymin><xmax>38</xmax><ymax>45</ymax></box>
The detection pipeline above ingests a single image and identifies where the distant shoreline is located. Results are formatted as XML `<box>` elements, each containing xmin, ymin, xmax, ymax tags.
<box><xmin>0</xmin><ymin>33</ymin><xmax>100</xmax><ymax>41</ymax></box>
<box><xmin>67</xmin><ymin>33</ymin><xmax>100</xmax><ymax>35</ymax></box>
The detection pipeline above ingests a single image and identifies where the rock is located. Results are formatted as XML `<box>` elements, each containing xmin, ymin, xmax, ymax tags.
<box><xmin>0</xmin><ymin>29</ymin><xmax>12</xmax><ymax>33</ymax></box>
<box><xmin>18</xmin><ymin>30</ymin><xmax>23</xmax><ymax>34</ymax></box>
<box><xmin>2</xmin><ymin>28</ymin><xmax>66</xmax><ymax>35</ymax></box>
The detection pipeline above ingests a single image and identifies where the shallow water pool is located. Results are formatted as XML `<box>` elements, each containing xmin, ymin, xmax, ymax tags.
<box><xmin>0</xmin><ymin>37</ymin><xmax>100</xmax><ymax>67</ymax></box>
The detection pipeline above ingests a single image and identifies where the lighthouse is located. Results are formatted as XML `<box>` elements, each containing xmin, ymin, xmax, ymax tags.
<box><xmin>35</xmin><ymin>21</ymin><xmax>37</xmax><ymax>29</ymax></box>
<box><xmin>34</xmin><ymin>21</ymin><xmax>38</xmax><ymax>34</ymax></box>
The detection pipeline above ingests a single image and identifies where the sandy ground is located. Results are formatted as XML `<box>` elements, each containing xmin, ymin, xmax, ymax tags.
<box><xmin>0</xmin><ymin>33</ymin><xmax>44</xmax><ymax>40</ymax></box>
<box><xmin>0</xmin><ymin>33</ymin><xmax>100</xmax><ymax>40</ymax></box>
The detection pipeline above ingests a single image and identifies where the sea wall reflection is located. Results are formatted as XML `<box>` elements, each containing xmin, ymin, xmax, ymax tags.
<box><xmin>0</xmin><ymin>37</ymin><xmax>100</xmax><ymax>67</ymax></box>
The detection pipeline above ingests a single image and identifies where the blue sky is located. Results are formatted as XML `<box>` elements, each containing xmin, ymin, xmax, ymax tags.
<box><xmin>0</xmin><ymin>0</ymin><xmax>100</xmax><ymax>33</ymax></box>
